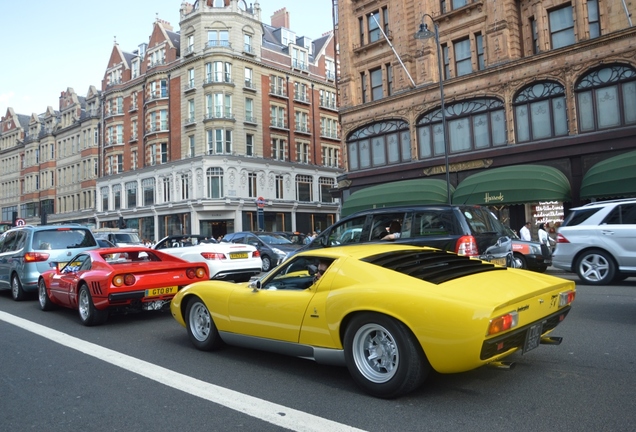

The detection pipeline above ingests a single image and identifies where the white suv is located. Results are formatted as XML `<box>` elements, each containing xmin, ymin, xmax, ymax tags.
<box><xmin>552</xmin><ymin>199</ymin><xmax>636</xmax><ymax>284</ymax></box>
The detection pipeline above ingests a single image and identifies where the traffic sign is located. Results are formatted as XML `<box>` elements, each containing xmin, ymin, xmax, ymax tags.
<box><xmin>256</xmin><ymin>196</ymin><xmax>266</xmax><ymax>208</ymax></box>
<box><xmin>15</xmin><ymin>218</ymin><xmax>26</xmax><ymax>227</ymax></box>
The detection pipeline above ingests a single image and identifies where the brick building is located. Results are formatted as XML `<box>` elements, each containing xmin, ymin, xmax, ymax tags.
<box><xmin>0</xmin><ymin>88</ymin><xmax>101</xmax><ymax>227</ymax></box>
<box><xmin>334</xmin><ymin>0</ymin><xmax>636</xmax><ymax>231</ymax></box>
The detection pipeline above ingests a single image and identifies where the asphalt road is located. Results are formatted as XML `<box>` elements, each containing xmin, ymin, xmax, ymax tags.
<box><xmin>1</xmin><ymin>271</ymin><xmax>635</xmax><ymax>432</ymax></box>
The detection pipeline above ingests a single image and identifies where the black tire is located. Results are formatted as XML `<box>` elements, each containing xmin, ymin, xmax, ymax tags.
<box><xmin>575</xmin><ymin>249</ymin><xmax>616</xmax><ymax>285</ymax></box>
<box><xmin>38</xmin><ymin>278</ymin><xmax>56</xmax><ymax>311</ymax></box>
<box><xmin>11</xmin><ymin>274</ymin><xmax>27</xmax><ymax>301</ymax></box>
<box><xmin>185</xmin><ymin>297</ymin><xmax>223</xmax><ymax>351</ymax></box>
<box><xmin>613</xmin><ymin>273</ymin><xmax>629</xmax><ymax>283</ymax></box>
<box><xmin>513</xmin><ymin>253</ymin><xmax>527</xmax><ymax>269</ymax></box>
<box><xmin>343</xmin><ymin>313</ymin><xmax>429</xmax><ymax>398</ymax></box>
<box><xmin>78</xmin><ymin>284</ymin><xmax>108</xmax><ymax>326</ymax></box>
<box><xmin>261</xmin><ymin>255</ymin><xmax>272</xmax><ymax>272</ymax></box>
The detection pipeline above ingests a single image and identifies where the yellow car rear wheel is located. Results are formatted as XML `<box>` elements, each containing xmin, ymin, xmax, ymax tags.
<box><xmin>344</xmin><ymin>313</ymin><xmax>429</xmax><ymax>398</ymax></box>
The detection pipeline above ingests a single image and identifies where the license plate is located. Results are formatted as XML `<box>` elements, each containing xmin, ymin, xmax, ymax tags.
<box><xmin>523</xmin><ymin>322</ymin><xmax>544</xmax><ymax>354</ymax></box>
<box><xmin>229</xmin><ymin>252</ymin><xmax>248</xmax><ymax>259</ymax></box>
<box><xmin>145</xmin><ymin>286</ymin><xmax>178</xmax><ymax>297</ymax></box>
<box><xmin>490</xmin><ymin>257</ymin><xmax>507</xmax><ymax>266</ymax></box>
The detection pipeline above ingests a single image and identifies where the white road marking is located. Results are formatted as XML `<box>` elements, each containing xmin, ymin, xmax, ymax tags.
<box><xmin>0</xmin><ymin>311</ymin><xmax>365</xmax><ymax>432</ymax></box>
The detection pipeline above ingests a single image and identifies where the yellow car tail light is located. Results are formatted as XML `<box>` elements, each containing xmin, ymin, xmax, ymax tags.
<box><xmin>196</xmin><ymin>267</ymin><xmax>207</xmax><ymax>278</ymax></box>
<box><xmin>487</xmin><ymin>311</ymin><xmax>519</xmax><ymax>336</ymax></box>
<box><xmin>113</xmin><ymin>275</ymin><xmax>124</xmax><ymax>286</ymax></box>
<box><xmin>559</xmin><ymin>290</ymin><xmax>576</xmax><ymax>307</ymax></box>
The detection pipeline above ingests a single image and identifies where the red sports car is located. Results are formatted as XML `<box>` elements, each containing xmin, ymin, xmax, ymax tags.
<box><xmin>37</xmin><ymin>247</ymin><xmax>209</xmax><ymax>326</ymax></box>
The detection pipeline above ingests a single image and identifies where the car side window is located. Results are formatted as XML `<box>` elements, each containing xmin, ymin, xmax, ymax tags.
<box><xmin>63</xmin><ymin>254</ymin><xmax>91</xmax><ymax>273</ymax></box>
<box><xmin>603</xmin><ymin>204</ymin><xmax>636</xmax><ymax>225</ymax></box>
<box><xmin>261</xmin><ymin>256</ymin><xmax>333</xmax><ymax>290</ymax></box>
<box><xmin>0</xmin><ymin>232</ymin><xmax>17</xmax><ymax>253</ymax></box>
<box><xmin>329</xmin><ymin>216</ymin><xmax>367</xmax><ymax>245</ymax></box>
<box><xmin>369</xmin><ymin>213</ymin><xmax>406</xmax><ymax>240</ymax></box>
<box><xmin>412</xmin><ymin>211</ymin><xmax>453</xmax><ymax>237</ymax></box>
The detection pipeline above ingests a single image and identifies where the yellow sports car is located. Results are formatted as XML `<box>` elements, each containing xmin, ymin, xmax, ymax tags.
<box><xmin>170</xmin><ymin>244</ymin><xmax>575</xmax><ymax>398</ymax></box>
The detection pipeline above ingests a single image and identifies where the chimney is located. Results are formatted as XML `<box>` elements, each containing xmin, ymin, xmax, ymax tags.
<box><xmin>271</xmin><ymin>7</ymin><xmax>290</xmax><ymax>29</ymax></box>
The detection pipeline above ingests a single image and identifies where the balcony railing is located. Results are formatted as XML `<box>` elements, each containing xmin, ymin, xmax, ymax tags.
<box><xmin>244</xmin><ymin>116</ymin><xmax>257</xmax><ymax>124</ymax></box>
<box><xmin>269</xmin><ymin>87</ymin><xmax>287</xmax><ymax>98</ymax></box>
<box><xmin>184</xmin><ymin>82</ymin><xmax>197</xmax><ymax>92</ymax></box>
<box><xmin>295</xmin><ymin>123</ymin><xmax>311</xmax><ymax>134</ymax></box>
<box><xmin>321</xmin><ymin>128</ymin><xmax>340</xmax><ymax>139</ymax></box>
<box><xmin>292</xmin><ymin>59</ymin><xmax>308</xmax><ymax>71</ymax></box>
<box><xmin>270</xmin><ymin>119</ymin><xmax>287</xmax><ymax>129</ymax></box>
<box><xmin>204</xmin><ymin>112</ymin><xmax>235</xmax><ymax>121</ymax></box>
<box><xmin>294</xmin><ymin>93</ymin><xmax>310</xmax><ymax>104</ymax></box>
<box><xmin>207</xmin><ymin>40</ymin><xmax>231</xmax><ymax>49</ymax></box>
<box><xmin>243</xmin><ymin>44</ymin><xmax>255</xmax><ymax>55</ymax></box>
<box><xmin>244</xmin><ymin>79</ymin><xmax>256</xmax><ymax>91</ymax></box>
<box><xmin>184</xmin><ymin>45</ymin><xmax>195</xmax><ymax>56</ymax></box>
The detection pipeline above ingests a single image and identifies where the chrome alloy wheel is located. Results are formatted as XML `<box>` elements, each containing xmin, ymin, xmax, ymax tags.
<box><xmin>78</xmin><ymin>288</ymin><xmax>90</xmax><ymax>321</ymax></box>
<box><xmin>188</xmin><ymin>302</ymin><xmax>212</xmax><ymax>342</ymax></box>
<box><xmin>579</xmin><ymin>253</ymin><xmax>611</xmax><ymax>283</ymax></box>
<box><xmin>351</xmin><ymin>323</ymin><xmax>399</xmax><ymax>384</ymax></box>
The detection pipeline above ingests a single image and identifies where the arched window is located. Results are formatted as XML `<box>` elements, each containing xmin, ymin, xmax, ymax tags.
<box><xmin>416</xmin><ymin>98</ymin><xmax>506</xmax><ymax>158</ymax></box>
<box><xmin>514</xmin><ymin>81</ymin><xmax>568</xmax><ymax>143</ymax></box>
<box><xmin>575</xmin><ymin>64</ymin><xmax>636</xmax><ymax>132</ymax></box>
<box><xmin>206</xmin><ymin>167</ymin><xmax>224</xmax><ymax>198</ymax></box>
<box><xmin>346</xmin><ymin>120</ymin><xmax>411</xmax><ymax>171</ymax></box>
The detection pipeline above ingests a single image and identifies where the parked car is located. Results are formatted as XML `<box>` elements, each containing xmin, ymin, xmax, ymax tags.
<box><xmin>222</xmin><ymin>232</ymin><xmax>302</xmax><ymax>272</ymax></box>
<box><xmin>153</xmin><ymin>234</ymin><xmax>261</xmax><ymax>282</ymax></box>
<box><xmin>170</xmin><ymin>243</ymin><xmax>575</xmax><ymax>398</ymax></box>
<box><xmin>0</xmin><ymin>225</ymin><xmax>99</xmax><ymax>301</ymax></box>
<box><xmin>93</xmin><ymin>229</ymin><xmax>143</xmax><ymax>247</ymax></box>
<box><xmin>297</xmin><ymin>205</ymin><xmax>514</xmax><ymax>266</ymax></box>
<box><xmin>503</xmin><ymin>226</ymin><xmax>552</xmax><ymax>272</ymax></box>
<box><xmin>96</xmin><ymin>238</ymin><xmax>116</xmax><ymax>248</ymax></box>
<box><xmin>552</xmin><ymin>198</ymin><xmax>636</xmax><ymax>284</ymax></box>
<box><xmin>38</xmin><ymin>247</ymin><xmax>209</xmax><ymax>325</ymax></box>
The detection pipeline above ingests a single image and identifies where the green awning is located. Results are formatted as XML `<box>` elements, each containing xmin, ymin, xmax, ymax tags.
<box><xmin>451</xmin><ymin>165</ymin><xmax>571</xmax><ymax>205</ymax></box>
<box><xmin>341</xmin><ymin>179</ymin><xmax>454</xmax><ymax>217</ymax></box>
<box><xmin>580</xmin><ymin>150</ymin><xmax>636</xmax><ymax>199</ymax></box>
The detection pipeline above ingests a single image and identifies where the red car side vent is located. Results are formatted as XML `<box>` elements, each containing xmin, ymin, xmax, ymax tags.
<box><xmin>91</xmin><ymin>281</ymin><xmax>103</xmax><ymax>295</ymax></box>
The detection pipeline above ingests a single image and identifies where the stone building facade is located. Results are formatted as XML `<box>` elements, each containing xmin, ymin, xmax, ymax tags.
<box><xmin>96</xmin><ymin>0</ymin><xmax>341</xmax><ymax>241</ymax></box>
<box><xmin>335</xmin><ymin>0</ymin><xmax>636</xmax><ymax>230</ymax></box>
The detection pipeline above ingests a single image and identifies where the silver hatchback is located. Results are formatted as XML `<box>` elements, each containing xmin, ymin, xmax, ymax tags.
<box><xmin>0</xmin><ymin>225</ymin><xmax>99</xmax><ymax>300</ymax></box>
<box><xmin>552</xmin><ymin>199</ymin><xmax>636</xmax><ymax>284</ymax></box>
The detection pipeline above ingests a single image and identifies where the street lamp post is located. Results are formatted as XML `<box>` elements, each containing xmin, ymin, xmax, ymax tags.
<box><xmin>414</xmin><ymin>15</ymin><xmax>452</xmax><ymax>205</ymax></box>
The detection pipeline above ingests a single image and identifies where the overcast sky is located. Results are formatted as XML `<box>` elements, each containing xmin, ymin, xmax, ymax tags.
<box><xmin>0</xmin><ymin>0</ymin><xmax>334</xmax><ymax>116</ymax></box>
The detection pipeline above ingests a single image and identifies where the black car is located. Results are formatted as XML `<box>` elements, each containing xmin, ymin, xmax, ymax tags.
<box><xmin>272</xmin><ymin>231</ymin><xmax>309</xmax><ymax>245</ymax></box>
<box><xmin>222</xmin><ymin>232</ymin><xmax>302</xmax><ymax>272</ymax></box>
<box><xmin>297</xmin><ymin>205</ymin><xmax>515</xmax><ymax>265</ymax></box>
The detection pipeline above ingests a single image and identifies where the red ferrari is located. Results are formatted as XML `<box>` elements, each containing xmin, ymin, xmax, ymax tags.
<box><xmin>37</xmin><ymin>247</ymin><xmax>209</xmax><ymax>326</ymax></box>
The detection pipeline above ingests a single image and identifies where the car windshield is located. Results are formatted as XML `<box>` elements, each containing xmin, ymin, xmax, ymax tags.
<box><xmin>33</xmin><ymin>228</ymin><xmax>97</xmax><ymax>249</ymax></box>
<box><xmin>113</xmin><ymin>233</ymin><xmax>141</xmax><ymax>243</ymax></box>
<box><xmin>258</xmin><ymin>234</ymin><xmax>293</xmax><ymax>245</ymax></box>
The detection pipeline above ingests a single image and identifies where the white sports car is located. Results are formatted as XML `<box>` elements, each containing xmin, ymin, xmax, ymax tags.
<box><xmin>153</xmin><ymin>235</ymin><xmax>261</xmax><ymax>282</ymax></box>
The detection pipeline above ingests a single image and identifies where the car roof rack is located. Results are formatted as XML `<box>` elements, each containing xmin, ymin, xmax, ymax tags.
<box><xmin>582</xmin><ymin>198</ymin><xmax>636</xmax><ymax>206</ymax></box>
